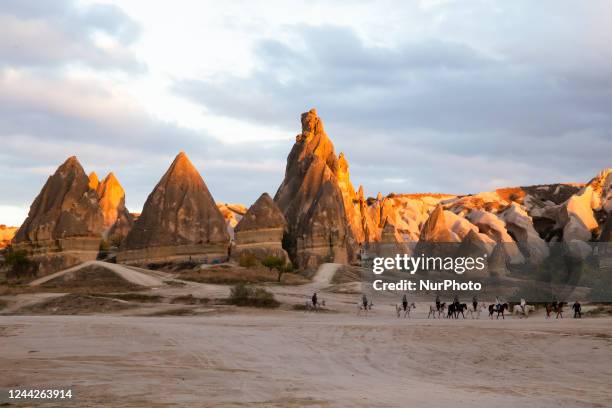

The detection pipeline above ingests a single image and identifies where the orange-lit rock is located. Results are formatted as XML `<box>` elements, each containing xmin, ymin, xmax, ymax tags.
<box><xmin>274</xmin><ymin>109</ymin><xmax>367</xmax><ymax>268</ymax></box>
<box><xmin>88</xmin><ymin>171</ymin><xmax>99</xmax><ymax>191</ymax></box>
<box><xmin>96</xmin><ymin>172</ymin><xmax>133</xmax><ymax>241</ymax></box>
<box><xmin>217</xmin><ymin>202</ymin><xmax>247</xmax><ymax>239</ymax></box>
<box><xmin>118</xmin><ymin>152</ymin><xmax>229</xmax><ymax>264</ymax></box>
<box><xmin>13</xmin><ymin>156</ymin><xmax>105</xmax><ymax>274</ymax></box>
<box><xmin>0</xmin><ymin>225</ymin><xmax>18</xmax><ymax>249</ymax></box>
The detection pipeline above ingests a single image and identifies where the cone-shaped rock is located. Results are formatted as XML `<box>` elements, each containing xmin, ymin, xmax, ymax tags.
<box><xmin>233</xmin><ymin>193</ymin><xmax>289</xmax><ymax>262</ymax></box>
<box><xmin>274</xmin><ymin>109</ymin><xmax>367</xmax><ymax>268</ymax></box>
<box><xmin>118</xmin><ymin>152</ymin><xmax>229</xmax><ymax>264</ymax></box>
<box><xmin>419</xmin><ymin>205</ymin><xmax>459</xmax><ymax>243</ymax></box>
<box><xmin>13</xmin><ymin>156</ymin><xmax>105</xmax><ymax>274</ymax></box>
<box><xmin>97</xmin><ymin>172</ymin><xmax>133</xmax><ymax>241</ymax></box>
<box><xmin>88</xmin><ymin>171</ymin><xmax>99</xmax><ymax>191</ymax></box>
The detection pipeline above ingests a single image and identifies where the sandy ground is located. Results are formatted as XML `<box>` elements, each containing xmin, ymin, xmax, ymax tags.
<box><xmin>1</xmin><ymin>263</ymin><xmax>611</xmax><ymax>407</ymax></box>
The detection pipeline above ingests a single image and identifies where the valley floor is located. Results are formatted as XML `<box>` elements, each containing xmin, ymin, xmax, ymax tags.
<box><xmin>1</xmin><ymin>312</ymin><xmax>611</xmax><ymax>407</ymax></box>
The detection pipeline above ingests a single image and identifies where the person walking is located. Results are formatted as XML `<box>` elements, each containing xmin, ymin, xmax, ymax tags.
<box><xmin>572</xmin><ymin>301</ymin><xmax>582</xmax><ymax>318</ymax></box>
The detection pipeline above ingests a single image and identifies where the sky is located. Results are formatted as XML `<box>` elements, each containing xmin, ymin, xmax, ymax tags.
<box><xmin>1</xmin><ymin>0</ymin><xmax>611</xmax><ymax>226</ymax></box>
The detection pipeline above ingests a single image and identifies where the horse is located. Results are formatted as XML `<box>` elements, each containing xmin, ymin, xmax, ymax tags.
<box><xmin>428</xmin><ymin>302</ymin><xmax>445</xmax><ymax>319</ymax></box>
<box><xmin>512</xmin><ymin>304</ymin><xmax>535</xmax><ymax>318</ymax></box>
<box><xmin>467</xmin><ymin>303</ymin><xmax>486</xmax><ymax>319</ymax></box>
<box><xmin>304</xmin><ymin>299</ymin><xmax>325</xmax><ymax>312</ymax></box>
<box><xmin>357</xmin><ymin>300</ymin><xmax>373</xmax><ymax>316</ymax></box>
<box><xmin>545</xmin><ymin>302</ymin><xmax>565</xmax><ymax>319</ymax></box>
<box><xmin>396</xmin><ymin>302</ymin><xmax>416</xmax><ymax>318</ymax></box>
<box><xmin>489</xmin><ymin>303</ymin><xmax>509</xmax><ymax>319</ymax></box>
<box><xmin>448</xmin><ymin>303</ymin><xmax>467</xmax><ymax>319</ymax></box>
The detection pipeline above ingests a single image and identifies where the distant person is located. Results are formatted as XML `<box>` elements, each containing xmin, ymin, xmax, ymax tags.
<box><xmin>520</xmin><ymin>298</ymin><xmax>526</xmax><ymax>314</ymax></box>
<box><xmin>472</xmin><ymin>295</ymin><xmax>478</xmax><ymax>311</ymax></box>
<box><xmin>435</xmin><ymin>294</ymin><xmax>441</xmax><ymax>311</ymax></box>
<box><xmin>453</xmin><ymin>294</ymin><xmax>459</xmax><ymax>307</ymax></box>
<box><xmin>402</xmin><ymin>294</ymin><xmax>408</xmax><ymax>312</ymax></box>
<box><xmin>312</xmin><ymin>293</ymin><xmax>318</xmax><ymax>310</ymax></box>
<box><xmin>362</xmin><ymin>294</ymin><xmax>369</xmax><ymax>310</ymax></box>
<box><xmin>572</xmin><ymin>301</ymin><xmax>582</xmax><ymax>318</ymax></box>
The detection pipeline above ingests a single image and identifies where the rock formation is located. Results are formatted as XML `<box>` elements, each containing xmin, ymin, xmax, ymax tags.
<box><xmin>0</xmin><ymin>225</ymin><xmax>18</xmax><ymax>249</ymax></box>
<box><xmin>95</xmin><ymin>172</ymin><xmax>133</xmax><ymax>242</ymax></box>
<box><xmin>217</xmin><ymin>203</ymin><xmax>247</xmax><ymax>240</ymax></box>
<box><xmin>274</xmin><ymin>109</ymin><xmax>367</xmax><ymax>268</ymax></box>
<box><xmin>418</xmin><ymin>205</ymin><xmax>460</xmax><ymax>243</ymax></box>
<box><xmin>232</xmin><ymin>193</ymin><xmax>289</xmax><ymax>262</ymax></box>
<box><xmin>88</xmin><ymin>172</ymin><xmax>99</xmax><ymax>190</ymax></box>
<box><xmin>13</xmin><ymin>156</ymin><xmax>105</xmax><ymax>274</ymax></box>
<box><xmin>499</xmin><ymin>203</ymin><xmax>549</xmax><ymax>263</ymax></box>
<box><xmin>117</xmin><ymin>152</ymin><xmax>229</xmax><ymax>264</ymax></box>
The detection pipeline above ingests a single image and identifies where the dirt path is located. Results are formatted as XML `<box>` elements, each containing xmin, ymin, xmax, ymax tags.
<box><xmin>29</xmin><ymin>261</ymin><xmax>165</xmax><ymax>288</ymax></box>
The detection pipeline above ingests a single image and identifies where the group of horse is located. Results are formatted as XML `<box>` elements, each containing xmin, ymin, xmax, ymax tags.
<box><xmin>426</xmin><ymin>302</ymin><xmax>490</xmax><ymax>319</ymax></box>
<box><xmin>308</xmin><ymin>296</ymin><xmax>569</xmax><ymax>319</ymax></box>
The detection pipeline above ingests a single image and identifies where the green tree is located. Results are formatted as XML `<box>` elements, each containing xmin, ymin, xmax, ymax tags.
<box><xmin>262</xmin><ymin>255</ymin><xmax>289</xmax><ymax>282</ymax></box>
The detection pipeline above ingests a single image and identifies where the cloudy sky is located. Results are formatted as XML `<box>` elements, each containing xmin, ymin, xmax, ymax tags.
<box><xmin>1</xmin><ymin>0</ymin><xmax>611</xmax><ymax>226</ymax></box>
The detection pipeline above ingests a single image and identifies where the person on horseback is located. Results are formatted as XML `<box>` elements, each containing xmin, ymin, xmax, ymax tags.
<box><xmin>402</xmin><ymin>294</ymin><xmax>408</xmax><ymax>312</ymax></box>
<box><xmin>362</xmin><ymin>293</ymin><xmax>369</xmax><ymax>310</ymax></box>
<box><xmin>472</xmin><ymin>295</ymin><xmax>478</xmax><ymax>311</ymax></box>
<box><xmin>495</xmin><ymin>296</ymin><xmax>501</xmax><ymax>312</ymax></box>
<box><xmin>435</xmin><ymin>294</ymin><xmax>441</xmax><ymax>312</ymax></box>
<box><xmin>312</xmin><ymin>292</ymin><xmax>318</xmax><ymax>310</ymax></box>
<box><xmin>520</xmin><ymin>298</ymin><xmax>526</xmax><ymax>314</ymax></box>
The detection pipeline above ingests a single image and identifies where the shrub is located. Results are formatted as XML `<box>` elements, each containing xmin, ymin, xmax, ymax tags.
<box><xmin>228</xmin><ymin>283</ymin><xmax>279</xmax><ymax>308</ymax></box>
<box><xmin>238</xmin><ymin>254</ymin><xmax>259</xmax><ymax>268</ymax></box>
<box><xmin>4</xmin><ymin>248</ymin><xmax>37</xmax><ymax>280</ymax></box>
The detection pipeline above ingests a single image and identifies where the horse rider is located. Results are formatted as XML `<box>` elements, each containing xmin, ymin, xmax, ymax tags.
<box><xmin>472</xmin><ymin>295</ymin><xmax>478</xmax><ymax>311</ymax></box>
<box><xmin>572</xmin><ymin>301</ymin><xmax>582</xmax><ymax>318</ymax></box>
<box><xmin>520</xmin><ymin>298</ymin><xmax>526</xmax><ymax>314</ymax></box>
<box><xmin>435</xmin><ymin>294</ymin><xmax>441</xmax><ymax>311</ymax></box>
<box><xmin>402</xmin><ymin>294</ymin><xmax>408</xmax><ymax>312</ymax></box>
<box><xmin>495</xmin><ymin>296</ymin><xmax>501</xmax><ymax>312</ymax></box>
<box><xmin>312</xmin><ymin>292</ymin><xmax>318</xmax><ymax>310</ymax></box>
<box><xmin>453</xmin><ymin>294</ymin><xmax>460</xmax><ymax>308</ymax></box>
<box><xmin>362</xmin><ymin>293</ymin><xmax>369</xmax><ymax>310</ymax></box>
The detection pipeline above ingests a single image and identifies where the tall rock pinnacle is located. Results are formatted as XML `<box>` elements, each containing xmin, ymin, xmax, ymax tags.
<box><xmin>274</xmin><ymin>109</ymin><xmax>370</xmax><ymax>268</ymax></box>
<box><xmin>118</xmin><ymin>152</ymin><xmax>229</xmax><ymax>263</ymax></box>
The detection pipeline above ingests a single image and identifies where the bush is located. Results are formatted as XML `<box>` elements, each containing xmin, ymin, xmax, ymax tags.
<box><xmin>238</xmin><ymin>254</ymin><xmax>259</xmax><ymax>268</ymax></box>
<box><xmin>4</xmin><ymin>248</ymin><xmax>37</xmax><ymax>280</ymax></box>
<box><xmin>228</xmin><ymin>283</ymin><xmax>279</xmax><ymax>308</ymax></box>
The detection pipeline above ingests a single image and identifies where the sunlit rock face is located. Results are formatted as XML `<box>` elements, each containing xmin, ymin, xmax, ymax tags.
<box><xmin>274</xmin><ymin>109</ymin><xmax>369</xmax><ymax>269</ymax></box>
<box><xmin>233</xmin><ymin>193</ymin><xmax>289</xmax><ymax>262</ymax></box>
<box><xmin>217</xmin><ymin>203</ymin><xmax>247</xmax><ymax>240</ymax></box>
<box><xmin>13</xmin><ymin>156</ymin><xmax>105</xmax><ymax>274</ymax></box>
<box><xmin>118</xmin><ymin>152</ymin><xmax>229</xmax><ymax>264</ymax></box>
<box><xmin>88</xmin><ymin>172</ymin><xmax>99</xmax><ymax>191</ymax></box>
<box><xmin>0</xmin><ymin>225</ymin><xmax>18</xmax><ymax>249</ymax></box>
<box><xmin>418</xmin><ymin>205</ymin><xmax>460</xmax><ymax>243</ymax></box>
<box><xmin>95</xmin><ymin>172</ymin><xmax>133</xmax><ymax>242</ymax></box>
